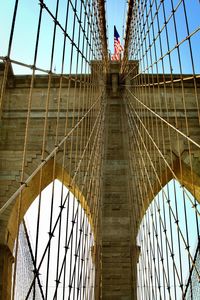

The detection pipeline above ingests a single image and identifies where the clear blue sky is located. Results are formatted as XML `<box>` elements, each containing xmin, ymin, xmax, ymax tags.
<box><xmin>0</xmin><ymin>1</ymin><xmax>200</xmax><ymax>74</ymax></box>
<box><xmin>106</xmin><ymin>0</ymin><xmax>127</xmax><ymax>53</ymax></box>
<box><xmin>0</xmin><ymin>0</ymin><xmax>127</xmax><ymax>73</ymax></box>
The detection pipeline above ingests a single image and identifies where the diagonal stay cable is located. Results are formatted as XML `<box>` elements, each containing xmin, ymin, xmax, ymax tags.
<box><xmin>0</xmin><ymin>90</ymin><xmax>104</xmax><ymax>216</ymax></box>
<box><xmin>22</xmin><ymin>220</ymin><xmax>45</xmax><ymax>300</ymax></box>
<box><xmin>24</xmin><ymin>96</ymin><xmax>105</xmax><ymax>298</ymax></box>
<box><xmin>126</xmin><ymin>87</ymin><xmax>200</xmax><ymax>151</ymax></box>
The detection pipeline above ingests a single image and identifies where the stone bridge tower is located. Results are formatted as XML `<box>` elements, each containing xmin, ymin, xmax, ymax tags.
<box><xmin>1</xmin><ymin>59</ymin><xmax>200</xmax><ymax>299</ymax></box>
<box><xmin>1</xmin><ymin>0</ymin><xmax>200</xmax><ymax>299</ymax></box>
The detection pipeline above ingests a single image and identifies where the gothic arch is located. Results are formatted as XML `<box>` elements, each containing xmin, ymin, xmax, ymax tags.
<box><xmin>136</xmin><ymin>164</ymin><xmax>200</xmax><ymax>300</ymax></box>
<box><xmin>138</xmin><ymin>158</ymin><xmax>200</xmax><ymax>231</ymax></box>
<box><xmin>5</xmin><ymin>158</ymin><xmax>93</xmax><ymax>253</ymax></box>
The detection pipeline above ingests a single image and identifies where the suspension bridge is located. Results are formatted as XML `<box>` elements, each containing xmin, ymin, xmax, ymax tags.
<box><xmin>0</xmin><ymin>0</ymin><xmax>200</xmax><ymax>299</ymax></box>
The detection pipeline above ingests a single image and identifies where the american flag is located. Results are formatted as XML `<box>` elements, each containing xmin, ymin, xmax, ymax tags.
<box><xmin>111</xmin><ymin>26</ymin><xmax>123</xmax><ymax>61</ymax></box>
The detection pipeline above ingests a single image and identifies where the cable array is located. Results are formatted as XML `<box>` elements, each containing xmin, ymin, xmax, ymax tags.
<box><xmin>123</xmin><ymin>0</ymin><xmax>200</xmax><ymax>299</ymax></box>
<box><xmin>1</xmin><ymin>0</ymin><xmax>200</xmax><ymax>299</ymax></box>
<box><xmin>0</xmin><ymin>0</ymin><xmax>106</xmax><ymax>299</ymax></box>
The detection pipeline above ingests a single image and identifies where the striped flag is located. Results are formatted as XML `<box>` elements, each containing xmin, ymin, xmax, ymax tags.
<box><xmin>111</xmin><ymin>26</ymin><xmax>123</xmax><ymax>61</ymax></box>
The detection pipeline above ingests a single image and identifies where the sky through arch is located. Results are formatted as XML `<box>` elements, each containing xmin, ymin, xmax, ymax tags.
<box><xmin>14</xmin><ymin>179</ymin><xmax>95</xmax><ymax>299</ymax></box>
<box><xmin>137</xmin><ymin>178</ymin><xmax>200</xmax><ymax>300</ymax></box>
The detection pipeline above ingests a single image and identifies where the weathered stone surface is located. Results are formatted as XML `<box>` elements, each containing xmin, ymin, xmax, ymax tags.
<box><xmin>101</xmin><ymin>85</ymin><xmax>134</xmax><ymax>298</ymax></box>
<box><xmin>1</xmin><ymin>61</ymin><xmax>200</xmax><ymax>299</ymax></box>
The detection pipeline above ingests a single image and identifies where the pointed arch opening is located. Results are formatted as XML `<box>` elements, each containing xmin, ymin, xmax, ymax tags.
<box><xmin>12</xmin><ymin>179</ymin><xmax>95</xmax><ymax>299</ymax></box>
<box><xmin>137</xmin><ymin>178</ymin><xmax>200</xmax><ymax>299</ymax></box>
